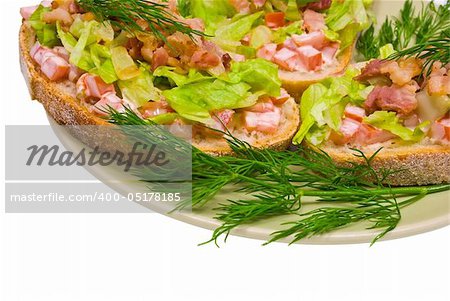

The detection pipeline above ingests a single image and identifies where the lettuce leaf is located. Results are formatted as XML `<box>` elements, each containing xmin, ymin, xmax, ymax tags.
<box><xmin>326</xmin><ymin>0</ymin><xmax>373</xmax><ymax>51</ymax></box>
<box><xmin>153</xmin><ymin>67</ymin><xmax>210</xmax><ymax>87</ymax></box>
<box><xmin>162</xmin><ymin>79</ymin><xmax>254</xmax><ymax>122</ymax></box>
<box><xmin>184</xmin><ymin>0</ymin><xmax>236</xmax><ymax>34</ymax></box>
<box><xmin>29</xmin><ymin>5</ymin><xmax>60</xmax><ymax>47</ymax></box>
<box><xmin>271</xmin><ymin>21</ymin><xmax>303</xmax><ymax>44</ymax></box>
<box><xmin>118</xmin><ymin>64</ymin><xmax>160</xmax><ymax>107</ymax></box>
<box><xmin>227</xmin><ymin>58</ymin><xmax>281</xmax><ymax>97</ymax></box>
<box><xmin>293</xmin><ymin>67</ymin><xmax>372</xmax><ymax>145</ymax></box>
<box><xmin>214</xmin><ymin>12</ymin><xmax>263</xmax><ymax>51</ymax></box>
<box><xmin>363</xmin><ymin>111</ymin><xmax>429</xmax><ymax>142</ymax></box>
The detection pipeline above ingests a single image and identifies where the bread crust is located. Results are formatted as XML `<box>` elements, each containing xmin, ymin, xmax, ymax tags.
<box><xmin>318</xmin><ymin>144</ymin><xmax>450</xmax><ymax>186</ymax></box>
<box><xmin>19</xmin><ymin>23</ymin><xmax>300</xmax><ymax>155</ymax></box>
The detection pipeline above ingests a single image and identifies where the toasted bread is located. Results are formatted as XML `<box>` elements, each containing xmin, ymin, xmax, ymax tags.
<box><xmin>313</xmin><ymin>139</ymin><xmax>450</xmax><ymax>186</ymax></box>
<box><xmin>19</xmin><ymin>23</ymin><xmax>300</xmax><ymax>155</ymax></box>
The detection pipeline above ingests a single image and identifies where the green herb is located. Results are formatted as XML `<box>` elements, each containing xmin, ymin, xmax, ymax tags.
<box><xmin>108</xmin><ymin>108</ymin><xmax>450</xmax><ymax>246</ymax></box>
<box><xmin>387</xmin><ymin>36</ymin><xmax>450</xmax><ymax>76</ymax></box>
<box><xmin>357</xmin><ymin>0</ymin><xmax>450</xmax><ymax>60</ymax></box>
<box><xmin>76</xmin><ymin>0</ymin><xmax>205</xmax><ymax>41</ymax></box>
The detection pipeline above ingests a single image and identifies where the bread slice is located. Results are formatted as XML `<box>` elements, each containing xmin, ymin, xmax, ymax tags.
<box><xmin>19</xmin><ymin>23</ymin><xmax>300</xmax><ymax>155</ymax></box>
<box><xmin>314</xmin><ymin>139</ymin><xmax>450</xmax><ymax>186</ymax></box>
<box><xmin>279</xmin><ymin>45</ymin><xmax>354</xmax><ymax>99</ymax></box>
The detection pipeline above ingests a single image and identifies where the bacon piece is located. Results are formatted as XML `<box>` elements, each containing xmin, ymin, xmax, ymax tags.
<box><xmin>40</xmin><ymin>54</ymin><xmax>70</xmax><ymax>81</ymax></box>
<box><xmin>292</xmin><ymin>31</ymin><xmax>326</xmax><ymax>49</ymax></box>
<box><xmin>190</xmin><ymin>50</ymin><xmax>221</xmax><ymax>70</ymax></box>
<box><xmin>68</xmin><ymin>64</ymin><xmax>83</xmax><ymax>82</ymax></box>
<box><xmin>296</xmin><ymin>46</ymin><xmax>323</xmax><ymax>71</ymax></box>
<box><xmin>354</xmin><ymin>59</ymin><xmax>386</xmax><ymax>83</ymax></box>
<box><xmin>306</xmin><ymin>0</ymin><xmax>332</xmax><ymax>10</ymax></box>
<box><xmin>52</xmin><ymin>46</ymin><xmax>70</xmax><ymax>61</ymax></box>
<box><xmin>282</xmin><ymin>38</ymin><xmax>297</xmax><ymax>50</ymax></box>
<box><xmin>273</xmin><ymin>48</ymin><xmax>303</xmax><ymax>71</ymax></box>
<box><xmin>229</xmin><ymin>0</ymin><xmax>251</xmax><ymax>13</ymax></box>
<box><xmin>30</xmin><ymin>42</ymin><xmax>48</xmax><ymax>65</ymax></box>
<box><xmin>184</xmin><ymin>18</ymin><xmax>205</xmax><ymax>32</ymax></box>
<box><xmin>330</xmin><ymin>118</ymin><xmax>361</xmax><ymax>145</ymax></box>
<box><xmin>365</xmin><ymin>82</ymin><xmax>419</xmax><ymax>115</ymax></box>
<box><xmin>93</xmin><ymin>92</ymin><xmax>124</xmax><ymax>116</ymax></box>
<box><xmin>354</xmin><ymin>124</ymin><xmax>397</xmax><ymax>145</ymax></box>
<box><xmin>152</xmin><ymin>47</ymin><xmax>169</xmax><ymax>71</ymax></box>
<box><xmin>403</xmin><ymin>114</ymin><xmax>420</xmax><ymax>128</ymax></box>
<box><xmin>253</xmin><ymin>0</ymin><xmax>267</xmax><ymax>8</ymax></box>
<box><xmin>344</xmin><ymin>104</ymin><xmax>366</xmax><ymax>122</ymax></box>
<box><xmin>77</xmin><ymin>74</ymin><xmax>115</xmax><ymax>100</ymax></box>
<box><xmin>427</xmin><ymin>75</ymin><xmax>450</xmax><ymax>96</ymax></box>
<box><xmin>204</xmin><ymin>109</ymin><xmax>236</xmax><ymax>136</ymax></box>
<box><xmin>257</xmin><ymin>43</ymin><xmax>277</xmax><ymax>61</ymax></box>
<box><xmin>431</xmin><ymin>118</ymin><xmax>450</xmax><ymax>141</ymax></box>
<box><xmin>272</xmin><ymin>89</ymin><xmax>291</xmax><ymax>105</ymax></box>
<box><xmin>243</xmin><ymin>107</ymin><xmax>281</xmax><ymax>134</ymax></box>
<box><xmin>380</xmin><ymin>58</ymin><xmax>422</xmax><ymax>86</ymax></box>
<box><xmin>322</xmin><ymin>43</ymin><xmax>339</xmax><ymax>64</ymax></box>
<box><xmin>42</xmin><ymin>8</ymin><xmax>73</xmax><ymax>25</ymax></box>
<box><xmin>303</xmin><ymin>9</ymin><xmax>326</xmax><ymax>32</ymax></box>
<box><xmin>165</xmin><ymin>32</ymin><xmax>197</xmax><ymax>57</ymax></box>
<box><xmin>20</xmin><ymin>6</ymin><xmax>38</xmax><ymax>20</ymax></box>
<box><xmin>247</xmin><ymin>100</ymin><xmax>275</xmax><ymax>113</ymax></box>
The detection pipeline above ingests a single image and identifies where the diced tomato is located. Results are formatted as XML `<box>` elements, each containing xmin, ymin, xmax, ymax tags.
<box><xmin>344</xmin><ymin>105</ymin><xmax>366</xmax><ymax>122</ymax></box>
<box><xmin>20</xmin><ymin>6</ymin><xmax>38</xmax><ymax>20</ymax></box>
<box><xmin>93</xmin><ymin>92</ymin><xmax>124</xmax><ymax>116</ymax></box>
<box><xmin>265</xmin><ymin>12</ymin><xmax>286</xmax><ymax>28</ymax></box>
<box><xmin>292</xmin><ymin>31</ymin><xmax>325</xmax><ymax>50</ymax></box>
<box><xmin>296</xmin><ymin>46</ymin><xmax>322</xmax><ymax>71</ymax></box>
<box><xmin>40</xmin><ymin>54</ymin><xmax>70</xmax><ymax>81</ymax></box>
<box><xmin>256</xmin><ymin>43</ymin><xmax>277</xmax><ymax>61</ymax></box>
<box><xmin>243</xmin><ymin>107</ymin><xmax>281</xmax><ymax>134</ymax></box>
<box><xmin>77</xmin><ymin>74</ymin><xmax>115</xmax><ymax>100</ymax></box>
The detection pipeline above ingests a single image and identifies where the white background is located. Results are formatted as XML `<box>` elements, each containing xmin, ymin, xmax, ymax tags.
<box><xmin>1</xmin><ymin>1</ymin><xmax>449</xmax><ymax>300</ymax></box>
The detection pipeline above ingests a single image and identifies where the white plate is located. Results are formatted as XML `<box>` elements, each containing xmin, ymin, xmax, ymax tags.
<box><xmin>47</xmin><ymin>0</ymin><xmax>450</xmax><ymax>244</ymax></box>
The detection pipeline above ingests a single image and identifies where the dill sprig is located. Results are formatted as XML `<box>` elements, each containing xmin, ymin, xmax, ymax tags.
<box><xmin>357</xmin><ymin>0</ymin><xmax>450</xmax><ymax>60</ymax></box>
<box><xmin>387</xmin><ymin>36</ymin><xmax>450</xmax><ymax>76</ymax></box>
<box><xmin>107</xmin><ymin>108</ymin><xmax>450</xmax><ymax>246</ymax></box>
<box><xmin>76</xmin><ymin>0</ymin><xmax>205</xmax><ymax>41</ymax></box>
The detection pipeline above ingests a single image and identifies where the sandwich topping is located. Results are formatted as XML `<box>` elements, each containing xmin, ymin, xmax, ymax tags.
<box><xmin>180</xmin><ymin>0</ymin><xmax>372</xmax><ymax>73</ymax></box>
<box><xmin>22</xmin><ymin>0</ymin><xmax>293</xmax><ymax>139</ymax></box>
<box><xmin>294</xmin><ymin>58</ymin><xmax>450</xmax><ymax>147</ymax></box>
